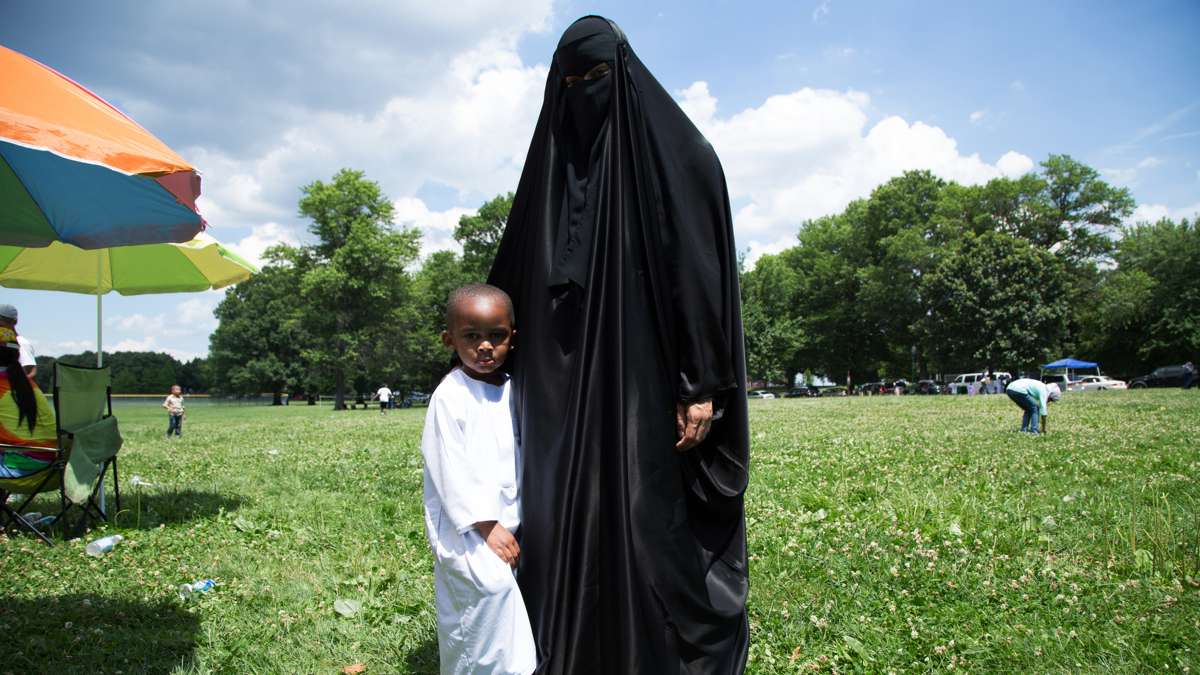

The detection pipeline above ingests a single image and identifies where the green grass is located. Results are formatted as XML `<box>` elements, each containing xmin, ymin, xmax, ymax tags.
<box><xmin>2</xmin><ymin>392</ymin><xmax>1198</xmax><ymax>673</ymax></box>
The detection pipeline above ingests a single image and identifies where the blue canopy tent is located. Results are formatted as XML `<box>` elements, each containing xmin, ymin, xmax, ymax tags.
<box><xmin>1041</xmin><ymin>358</ymin><xmax>1101</xmax><ymax>380</ymax></box>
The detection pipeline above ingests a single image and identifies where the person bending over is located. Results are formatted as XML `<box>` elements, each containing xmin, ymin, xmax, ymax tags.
<box><xmin>1005</xmin><ymin>377</ymin><xmax>1060</xmax><ymax>434</ymax></box>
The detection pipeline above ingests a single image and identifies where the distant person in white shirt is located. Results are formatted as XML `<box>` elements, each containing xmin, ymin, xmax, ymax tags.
<box><xmin>1005</xmin><ymin>377</ymin><xmax>1061</xmax><ymax>434</ymax></box>
<box><xmin>421</xmin><ymin>283</ymin><xmax>535</xmax><ymax>674</ymax></box>
<box><xmin>373</xmin><ymin>384</ymin><xmax>393</xmax><ymax>414</ymax></box>
<box><xmin>0</xmin><ymin>304</ymin><xmax>36</xmax><ymax>377</ymax></box>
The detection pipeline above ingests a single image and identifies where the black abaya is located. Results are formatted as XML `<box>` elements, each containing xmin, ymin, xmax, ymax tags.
<box><xmin>488</xmin><ymin>16</ymin><xmax>750</xmax><ymax>674</ymax></box>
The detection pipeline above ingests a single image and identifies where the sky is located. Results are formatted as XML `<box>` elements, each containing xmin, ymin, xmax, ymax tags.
<box><xmin>2</xmin><ymin>0</ymin><xmax>1198</xmax><ymax>362</ymax></box>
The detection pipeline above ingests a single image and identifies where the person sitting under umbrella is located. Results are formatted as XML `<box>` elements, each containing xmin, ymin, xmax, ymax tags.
<box><xmin>0</xmin><ymin>327</ymin><xmax>57</xmax><ymax>477</ymax></box>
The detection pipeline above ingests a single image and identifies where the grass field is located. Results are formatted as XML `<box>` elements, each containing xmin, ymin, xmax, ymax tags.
<box><xmin>2</xmin><ymin>391</ymin><xmax>1198</xmax><ymax>674</ymax></box>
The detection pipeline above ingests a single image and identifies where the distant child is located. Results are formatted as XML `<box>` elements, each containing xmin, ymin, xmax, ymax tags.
<box><xmin>373</xmin><ymin>383</ymin><xmax>393</xmax><ymax>414</ymax></box>
<box><xmin>162</xmin><ymin>384</ymin><xmax>185</xmax><ymax>437</ymax></box>
<box><xmin>420</xmin><ymin>283</ymin><xmax>535</xmax><ymax>675</ymax></box>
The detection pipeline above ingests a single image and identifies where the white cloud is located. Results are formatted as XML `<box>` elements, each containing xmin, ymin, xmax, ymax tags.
<box><xmin>109</xmin><ymin>334</ymin><xmax>203</xmax><ymax>362</ymax></box>
<box><xmin>996</xmin><ymin>151</ymin><xmax>1035</xmax><ymax>177</ymax></box>
<box><xmin>1103</xmin><ymin>157</ymin><xmax>1164</xmax><ymax>187</ymax></box>
<box><xmin>178</xmin><ymin>296</ymin><xmax>219</xmax><ymax>333</ymax></box>
<box><xmin>394</xmin><ymin>198</ymin><xmax>477</xmax><ymax>255</ymax></box>
<box><xmin>107</xmin><ymin>313</ymin><xmax>166</xmax><ymax>334</ymax></box>
<box><xmin>229</xmin><ymin>222</ymin><xmax>302</xmax><ymax>268</ymax></box>
<box><xmin>969</xmin><ymin>110</ymin><xmax>987</xmax><ymax>124</ymax></box>
<box><xmin>38</xmin><ymin>339</ymin><xmax>94</xmax><ymax>356</ymax></box>
<box><xmin>677</xmin><ymin>82</ymin><xmax>1034</xmax><ymax>264</ymax></box>
<box><xmin>105</xmin><ymin>296</ymin><xmax>219</xmax><ymax>352</ymax></box>
<box><xmin>188</xmin><ymin>35</ymin><xmax>548</xmax><ymax>256</ymax></box>
<box><xmin>1130</xmin><ymin>202</ymin><xmax>1200</xmax><ymax>224</ymax></box>
<box><xmin>1103</xmin><ymin>167</ymin><xmax>1138</xmax><ymax>185</ymax></box>
<box><xmin>812</xmin><ymin>0</ymin><xmax>831</xmax><ymax>23</ymax></box>
<box><xmin>1009</xmin><ymin>80</ymin><xmax>1025</xmax><ymax>92</ymax></box>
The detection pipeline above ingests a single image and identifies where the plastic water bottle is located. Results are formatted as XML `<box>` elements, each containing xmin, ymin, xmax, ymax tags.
<box><xmin>32</xmin><ymin>515</ymin><xmax>56</xmax><ymax>529</ymax></box>
<box><xmin>85</xmin><ymin>534</ymin><xmax>124</xmax><ymax>556</ymax></box>
<box><xmin>22</xmin><ymin>511</ymin><xmax>42</xmax><ymax>522</ymax></box>
<box><xmin>177</xmin><ymin>579</ymin><xmax>217</xmax><ymax>600</ymax></box>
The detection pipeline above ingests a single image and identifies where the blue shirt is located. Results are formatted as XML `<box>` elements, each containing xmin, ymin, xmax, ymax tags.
<box><xmin>1006</xmin><ymin>378</ymin><xmax>1050</xmax><ymax>415</ymax></box>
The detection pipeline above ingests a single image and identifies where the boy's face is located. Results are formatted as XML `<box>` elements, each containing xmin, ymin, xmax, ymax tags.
<box><xmin>442</xmin><ymin>297</ymin><xmax>514</xmax><ymax>384</ymax></box>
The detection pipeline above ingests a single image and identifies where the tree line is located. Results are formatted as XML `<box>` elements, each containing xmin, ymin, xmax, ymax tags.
<box><xmin>33</xmin><ymin>351</ymin><xmax>208</xmax><ymax>394</ymax></box>
<box><xmin>206</xmin><ymin>169</ymin><xmax>508</xmax><ymax>407</ymax></box>
<box><xmin>740</xmin><ymin>155</ymin><xmax>1198</xmax><ymax>385</ymax></box>
<box><xmin>195</xmin><ymin>155</ymin><xmax>1196</xmax><ymax>404</ymax></box>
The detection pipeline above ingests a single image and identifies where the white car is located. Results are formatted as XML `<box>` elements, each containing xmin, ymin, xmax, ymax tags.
<box><xmin>948</xmin><ymin>371</ymin><xmax>1012</xmax><ymax>394</ymax></box>
<box><xmin>1069</xmin><ymin>375</ymin><xmax>1127</xmax><ymax>392</ymax></box>
<box><xmin>747</xmin><ymin>390</ymin><xmax>776</xmax><ymax>400</ymax></box>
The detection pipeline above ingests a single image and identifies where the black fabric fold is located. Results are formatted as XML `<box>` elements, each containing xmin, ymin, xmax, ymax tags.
<box><xmin>488</xmin><ymin>15</ymin><xmax>750</xmax><ymax>674</ymax></box>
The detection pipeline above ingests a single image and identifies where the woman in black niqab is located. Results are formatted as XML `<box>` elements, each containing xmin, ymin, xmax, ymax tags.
<box><xmin>488</xmin><ymin>16</ymin><xmax>750</xmax><ymax>674</ymax></box>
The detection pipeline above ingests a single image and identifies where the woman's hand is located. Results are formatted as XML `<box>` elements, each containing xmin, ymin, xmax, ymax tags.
<box><xmin>475</xmin><ymin>520</ymin><xmax>520</xmax><ymax>567</ymax></box>
<box><xmin>675</xmin><ymin>399</ymin><xmax>713</xmax><ymax>451</ymax></box>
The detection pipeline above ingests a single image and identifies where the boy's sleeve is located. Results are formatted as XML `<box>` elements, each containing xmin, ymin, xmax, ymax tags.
<box><xmin>421</xmin><ymin>391</ymin><xmax>501</xmax><ymax>534</ymax></box>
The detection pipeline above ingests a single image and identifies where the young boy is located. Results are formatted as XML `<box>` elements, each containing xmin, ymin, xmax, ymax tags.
<box><xmin>421</xmin><ymin>283</ymin><xmax>535</xmax><ymax>675</ymax></box>
<box><xmin>162</xmin><ymin>384</ymin><xmax>185</xmax><ymax>438</ymax></box>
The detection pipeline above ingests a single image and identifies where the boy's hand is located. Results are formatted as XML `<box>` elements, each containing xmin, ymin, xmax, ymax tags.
<box><xmin>474</xmin><ymin>521</ymin><xmax>520</xmax><ymax>567</ymax></box>
<box><xmin>675</xmin><ymin>400</ymin><xmax>713</xmax><ymax>451</ymax></box>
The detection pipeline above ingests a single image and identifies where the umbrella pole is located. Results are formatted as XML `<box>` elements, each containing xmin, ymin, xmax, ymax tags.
<box><xmin>96</xmin><ymin>293</ymin><xmax>103</xmax><ymax>367</ymax></box>
<box><xmin>95</xmin><ymin>258</ymin><xmax>105</xmax><ymax>515</ymax></box>
<box><xmin>96</xmin><ymin>256</ymin><xmax>103</xmax><ymax>368</ymax></box>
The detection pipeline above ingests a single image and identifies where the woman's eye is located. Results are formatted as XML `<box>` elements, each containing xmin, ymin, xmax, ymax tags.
<box><xmin>584</xmin><ymin>64</ymin><xmax>610</xmax><ymax>80</ymax></box>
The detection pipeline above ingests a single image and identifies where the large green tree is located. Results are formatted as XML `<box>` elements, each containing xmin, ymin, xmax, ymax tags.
<box><xmin>1080</xmin><ymin>217</ymin><xmax>1199</xmax><ymax>374</ymax></box>
<box><xmin>208</xmin><ymin>246</ymin><xmax>307</xmax><ymax>403</ymax></box>
<box><xmin>919</xmin><ymin>231</ymin><xmax>1069</xmax><ymax>374</ymax></box>
<box><xmin>297</xmin><ymin>169</ymin><xmax>421</xmax><ymax>410</ymax></box>
<box><xmin>454</xmin><ymin>192</ymin><xmax>513</xmax><ymax>280</ymax></box>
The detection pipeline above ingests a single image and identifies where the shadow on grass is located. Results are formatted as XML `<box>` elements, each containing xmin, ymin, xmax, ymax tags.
<box><xmin>0</xmin><ymin>593</ymin><xmax>198</xmax><ymax>673</ymax></box>
<box><xmin>113</xmin><ymin>488</ymin><xmax>244</xmax><ymax>530</ymax></box>
<box><xmin>404</xmin><ymin>636</ymin><xmax>439</xmax><ymax>674</ymax></box>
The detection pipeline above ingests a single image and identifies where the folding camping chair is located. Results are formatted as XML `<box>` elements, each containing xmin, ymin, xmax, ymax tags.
<box><xmin>0</xmin><ymin>362</ymin><xmax>122</xmax><ymax>545</ymax></box>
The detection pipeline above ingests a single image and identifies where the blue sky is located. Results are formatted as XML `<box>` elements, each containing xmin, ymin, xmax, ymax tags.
<box><xmin>2</xmin><ymin>0</ymin><xmax>1197</xmax><ymax>361</ymax></box>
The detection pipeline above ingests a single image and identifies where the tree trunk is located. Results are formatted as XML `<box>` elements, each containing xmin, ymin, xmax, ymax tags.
<box><xmin>334</xmin><ymin>367</ymin><xmax>346</xmax><ymax>410</ymax></box>
<box><xmin>307</xmin><ymin>393</ymin><xmax>316</xmax><ymax>406</ymax></box>
<box><xmin>272</xmin><ymin>391</ymin><xmax>283</xmax><ymax>406</ymax></box>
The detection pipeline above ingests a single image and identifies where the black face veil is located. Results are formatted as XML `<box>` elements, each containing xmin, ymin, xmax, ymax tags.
<box><xmin>489</xmin><ymin>16</ymin><xmax>751</xmax><ymax>675</ymax></box>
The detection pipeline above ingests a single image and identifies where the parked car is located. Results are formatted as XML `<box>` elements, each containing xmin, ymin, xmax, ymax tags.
<box><xmin>785</xmin><ymin>387</ymin><xmax>820</xmax><ymax>398</ymax></box>
<box><xmin>405</xmin><ymin>391</ymin><xmax>431</xmax><ymax>406</ymax></box>
<box><xmin>1129</xmin><ymin>365</ymin><xmax>1191</xmax><ymax>388</ymax></box>
<box><xmin>891</xmin><ymin>379</ymin><xmax>911</xmax><ymax>394</ymax></box>
<box><xmin>747</xmin><ymin>389</ymin><xmax>776</xmax><ymax>399</ymax></box>
<box><xmin>1040</xmin><ymin>373</ymin><xmax>1080</xmax><ymax>392</ymax></box>
<box><xmin>914</xmin><ymin>379</ymin><xmax>943</xmax><ymax>395</ymax></box>
<box><xmin>820</xmin><ymin>386</ymin><xmax>848</xmax><ymax>397</ymax></box>
<box><xmin>947</xmin><ymin>371</ymin><xmax>1012</xmax><ymax>394</ymax></box>
<box><xmin>857</xmin><ymin>381</ymin><xmax>889</xmax><ymax>396</ymax></box>
<box><xmin>1069</xmin><ymin>375</ymin><xmax>1127</xmax><ymax>392</ymax></box>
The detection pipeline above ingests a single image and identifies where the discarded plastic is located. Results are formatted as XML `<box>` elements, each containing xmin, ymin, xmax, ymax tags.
<box><xmin>177</xmin><ymin>579</ymin><xmax>217</xmax><ymax>599</ymax></box>
<box><xmin>129</xmin><ymin>475</ymin><xmax>153</xmax><ymax>488</ymax></box>
<box><xmin>32</xmin><ymin>515</ymin><xmax>56</xmax><ymax>529</ymax></box>
<box><xmin>23</xmin><ymin>511</ymin><xmax>42</xmax><ymax>522</ymax></box>
<box><xmin>85</xmin><ymin>534</ymin><xmax>124</xmax><ymax>556</ymax></box>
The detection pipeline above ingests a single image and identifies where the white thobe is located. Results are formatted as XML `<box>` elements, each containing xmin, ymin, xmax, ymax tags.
<box><xmin>421</xmin><ymin>368</ymin><xmax>536</xmax><ymax>675</ymax></box>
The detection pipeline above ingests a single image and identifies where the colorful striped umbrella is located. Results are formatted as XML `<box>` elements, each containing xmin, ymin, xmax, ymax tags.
<box><xmin>0</xmin><ymin>233</ymin><xmax>255</xmax><ymax>365</ymax></box>
<box><xmin>0</xmin><ymin>45</ymin><xmax>206</xmax><ymax>250</ymax></box>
